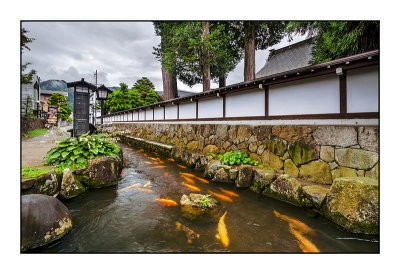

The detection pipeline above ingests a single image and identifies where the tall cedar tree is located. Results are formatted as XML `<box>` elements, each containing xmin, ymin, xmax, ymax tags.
<box><xmin>287</xmin><ymin>21</ymin><xmax>379</xmax><ymax>64</ymax></box>
<box><xmin>153</xmin><ymin>22</ymin><xmax>243</xmax><ymax>91</ymax></box>
<box><xmin>153</xmin><ymin>22</ymin><xmax>178</xmax><ymax>100</ymax></box>
<box><xmin>132</xmin><ymin>77</ymin><xmax>155</xmax><ymax>99</ymax></box>
<box><xmin>21</xmin><ymin>28</ymin><xmax>37</xmax><ymax>84</ymax></box>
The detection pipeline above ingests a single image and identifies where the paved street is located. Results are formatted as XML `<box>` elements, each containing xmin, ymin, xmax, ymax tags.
<box><xmin>22</xmin><ymin>125</ymin><xmax>72</xmax><ymax>167</ymax></box>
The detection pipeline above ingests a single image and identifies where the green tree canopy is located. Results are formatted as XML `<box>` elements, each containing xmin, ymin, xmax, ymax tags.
<box><xmin>133</xmin><ymin>77</ymin><xmax>155</xmax><ymax>99</ymax></box>
<box><xmin>287</xmin><ymin>21</ymin><xmax>379</xmax><ymax>64</ymax></box>
<box><xmin>58</xmin><ymin>105</ymin><xmax>72</xmax><ymax>120</ymax></box>
<box><xmin>21</xmin><ymin>27</ymin><xmax>37</xmax><ymax>84</ymax></box>
<box><xmin>103</xmin><ymin>83</ymin><xmax>145</xmax><ymax>113</ymax></box>
<box><xmin>144</xmin><ymin>89</ymin><xmax>161</xmax><ymax>105</ymax></box>
<box><xmin>47</xmin><ymin>92</ymin><xmax>67</xmax><ymax>105</ymax></box>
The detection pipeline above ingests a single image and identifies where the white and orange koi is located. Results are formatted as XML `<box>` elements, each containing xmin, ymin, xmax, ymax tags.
<box><xmin>219</xmin><ymin>187</ymin><xmax>239</xmax><ymax>197</ymax></box>
<box><xmin>289</xmin><ymin>224</ymin><xmax>320</xmax><ymax>253</ymax></box>
<box><xmin>216</xmin><ymin>211</ymin><xmax>229</xmax><ymax>247</ymax></box>
<box><xmin>181</xmin><ymin>182</ymin><xmax>200</xmax><ymax>192</ymax></box>
<box><xmin>116</xmin><ymin>183</ymin><xmax>140</xmax><ymax>193</ymax></box>
<box><xmin>273</xmin><ymin>210</ymin><xmax>315</xmax><ymax>235</ymax></box>
<box><xmin>137</xmin><ymin>188</ymin><xmax>154</xmax><ymax>193</ymax></box>
<box><xmin>207</xmin><ymin>190</ymin><xmax>233</xmax><ymax>202</ymax></box>
<box><xmin>155</xmin><ymin>198</ymin><xmax>178</xmax><ymax>206</ymax></box>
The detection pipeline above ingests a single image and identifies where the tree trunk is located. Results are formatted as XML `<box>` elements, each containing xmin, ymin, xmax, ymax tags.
<box><xmin>161</xmin><ymin>35</ymin><xmax>178</xmax><ymax>100</ymax></box>
<box><xmin>219</xmin><ymin>75</ymin><xmax>226</xmax><ymax>88</ymax></box>
<box><xmin>244</xmin><ymin>21</ymin><xmax>256</xmax><ymax>82</ymax></box>
<box><xmin>202</xmin><ymin>21</ymin><xmax>211</xmax><ymax>92</ymax></box>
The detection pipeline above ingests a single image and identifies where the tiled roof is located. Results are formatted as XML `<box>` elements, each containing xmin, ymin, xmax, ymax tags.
<box><xmin>256</xmin><ymin>38</ymin><xmax>313</xmax><ymax>78</ymax></box>
<box><xmin>156</xmin><ymin>89</ymin><xmax>198</xmax><ymax>98</ymax></box>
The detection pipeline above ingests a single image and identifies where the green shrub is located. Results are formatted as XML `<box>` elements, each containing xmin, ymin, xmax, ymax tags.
<box><xmin>44</xmin><ymin>133</ymin><xmax>120</xmax><ymax>168</ymax></box>
<box><xmin>22</xmin><ymin>129</ymin><xmax>47</xmax><ymax>139</ymax></box>
<box><xmin>221</xmin><ymin>151</ymin><xmax>258</xmax><ymax>166</ymax></box>
<box><xmin>67</xmin><ymin>117</ymin><xmax>73</xmax><ymax>123</ymax></box>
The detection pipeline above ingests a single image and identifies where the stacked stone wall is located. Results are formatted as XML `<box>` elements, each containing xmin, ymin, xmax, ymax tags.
<box><xmin>112</xmin><ymin>123</ymin><xmax>379</xmax><ymax>184</ymax></box>
<box><xmin>21</xmin><ymin>116</ymin><xmax>46</xmax><ymax>135</ymax></box>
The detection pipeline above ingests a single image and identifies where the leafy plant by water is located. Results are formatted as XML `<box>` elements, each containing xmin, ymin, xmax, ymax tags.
<box><xmin>221</xmin><ymin>151</ymin><xmax>258</xmax><ymax>166</ymax></box>
<box><xmin>199</xmin><ymin>194</ymin><xmax>212</xmax><ymax>207</ymax></box>
<box><xmin>44</xmin><ymin>133</ymin><xmax>120</xmax><ymax>168</ymax></box>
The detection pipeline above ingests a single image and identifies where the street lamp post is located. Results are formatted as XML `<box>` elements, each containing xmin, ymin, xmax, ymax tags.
<box><xmin>95</xmin><ymin>85</ymin><xmax>112</xmax><ymax>125</ymax></box>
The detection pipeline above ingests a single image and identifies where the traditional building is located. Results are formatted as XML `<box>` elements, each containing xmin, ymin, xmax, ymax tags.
<box><xmin>21</xmin><ymin>75</ymin><xmax>41</xmax><ymax>116</ymax></box>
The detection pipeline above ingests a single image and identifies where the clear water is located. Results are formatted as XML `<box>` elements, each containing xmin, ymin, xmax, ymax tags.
<box><xmin>37</xmin><ymin>144</ymin><xmax>379</xmax><ymax>253</ymax></box>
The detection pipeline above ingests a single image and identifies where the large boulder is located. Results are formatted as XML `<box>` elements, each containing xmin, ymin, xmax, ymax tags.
<box><xmin>21</xmin><ymin>194</ymin><xmax>72</xmax><ymax>251</ymax></box>
<box><xmin>323</xmin><ymin>177</ymin><xmax>379</xmax><ymax>234</ymax></box>
<box><xmin>21</xmin><ymin>170</ymin><xmax>60</xmax><ymax>196</ymax></box>
<box><xmin>204</xmin><ymin>159</ymin><xmax>221</xmax><ymax>178</ymax></box>
<box><xmin>301</xmin><ymin>185</ymin><xmax>330</xmax><ymax>209</ymax></box>
<box><xmin>263</xmin><ymin>174</ymin><xmax>302</xmax><ymax>205</ymax></box>
<box><xmin>335</xmin><ymin>148</ymin><xmax>378</xmax><ymax>170</ymax></box>
<box><xmin>213</xmin><ymin>167</ymin><xmax>231</xmax><ymax>183</ymax></box>
<box><xmin>299</xmin><ymin>160</ymin><xmax>332</xmax><ymax>185</ymax></box>
<box><xmin>180</xmin><ymin>193</ymin><xmax>222</xmax><ymax>223</ymax></box>
<box><xmin>77</xmin><ymin>156</ymin><xmax>121</xmax><ymax>188</ymax></box>
<box><xmin>252</xmin><ymin>168</ymin><xmax>276</xmax><ymax>192</ymax></box>
<box><xmin>236</xmin><ymin>165</ymin><xmax>254</xmax><ymax>188</ymax></box>
<box><xmin>60</xmin><ymin>168</ymin><xmax>86</xmax><ymax>199</ymax></box>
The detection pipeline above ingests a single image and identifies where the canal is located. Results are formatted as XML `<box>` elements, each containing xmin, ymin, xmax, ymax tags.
<box><xmin>38</xmin><ymin>143</ymin><xmax>379</xmax><ymax>253</ymax></box>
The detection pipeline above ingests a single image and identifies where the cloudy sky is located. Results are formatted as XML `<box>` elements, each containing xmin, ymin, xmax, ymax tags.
<box><xmin>22</xmin><ymin>21</ymin><xmax>306</xmax><ymax>93</ymax></box>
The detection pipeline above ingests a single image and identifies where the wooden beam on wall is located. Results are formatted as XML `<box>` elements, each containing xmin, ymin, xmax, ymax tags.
<box><xmin>339</xmin><ymin>73</ymin><xmax>347</xmax><ymax>115</ymax></box>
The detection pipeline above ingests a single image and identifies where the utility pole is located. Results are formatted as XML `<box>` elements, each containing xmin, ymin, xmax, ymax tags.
<box><xmin>93</xmin><ymin>70</ymin><xmax>98</xmax><ymax>124</ymax></box>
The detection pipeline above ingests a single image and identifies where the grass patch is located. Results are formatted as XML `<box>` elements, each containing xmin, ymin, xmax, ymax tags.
<box><xmin>22</xmin><ymin>129</ymin><xmax>47</xmax><ymax>139</ymax></box>
<box><xmin>21</xmin><ymin>166</ymin><xmax>53</xmax><ymax>179</ymax></box>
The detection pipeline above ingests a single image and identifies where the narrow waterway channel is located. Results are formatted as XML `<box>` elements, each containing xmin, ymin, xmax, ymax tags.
<box><xmin>38</xmin><ymin>143</ymin><xmax>379</xmax><ymax>253</ymax></box>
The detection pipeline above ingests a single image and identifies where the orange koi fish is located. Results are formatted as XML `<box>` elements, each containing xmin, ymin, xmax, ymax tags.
<box><xmin>158</xmin><ymin>160</ymin><xmax>164</xmax><ymax>164</ymax></box>
<box><xmin>289</xmin><ymin>224</ymin><xmax>320</xmax><ymax>253</ymax></box>
<box><xmin>138</xmin><ymin>188</ymin><xmax>154</xmax><ymax>193</ymax></box>
<box><xmin>177</xmin><ymin>164</ymin><xmax>187</xmax><ymax>169</ymax></box>
<box><xmin>155</xmin><ymin>198</ymin><xmax>178</xmax><ymax>206</ymax></box>
<box><xmin>116</xmin><ymin>183</ymin><xmax>140</xmax><ymax>193</ymax></box>
<box><xmin>121</xmin><ymin>170</ymin><xmax>126</xmax><ymax>176</ymax></box>
<box><xmin>176</xmin><ymin>221</ymin><xmax>200</xmax><ymax>244</ymax></box>
<box><xmin>143</xmin><ymin>153</ymin><xmax>147</xmax><ymax>156</ymax></box>
<box><xmin>124</xmin><ymin>160</ymin><xmax>129</xmax><ymax>165</ymax></box>
<box><xmin>150</xmin><ymin>166</ymin><xmax>167</xmax><ymax>169</ymax></box>
<box><xmin>136</xmin><ymin>149</ymin><xmax>144</xmax><ymax>153</ymax></box>
<box><xmin>180</xmin><ymin>175</ymin><xmax>195</xmax><ymax>184</ymax></box>
<box><xmin>149</xmin><ymin>157</ymin><xmax>158</xmax><ymax>161</ymax></box>
<box><xmin>179</xmin><ymin>172</ymin><xmax>195</xmax><ymax>178</ymax></box>
<box><xmin>219</xmin><ymin>187</ymin><xmax>239</xmax><ymax>197</ymax></box>
<box><xmin>164</xmin><ymin>172</ymin><xmax>168</xmax><ymax>177</ymax></box>
<box><xmin>153</xmin><ymin>161</ymin><xmax>160</xmax><ymax>165</ymax></box>
<box><xmin>181</xmin><ymin>182</ymin><xmax>200</xmax><ymax>192</ymax></box>
<box><xmin>273</xmin><ymin>210</ymin><xmax>315</xmax><ymax>235</ymax></box>
<box><xmin>167</xmin><ymin>158</ymin><xmax>175</xmax><ymax>162</ymax></box>
<box><xmin>207</xmin><ymin>190</ymin><xmax>233</xmax><ymax>202</ymax></box>
<box><xmin>195</xmin><ymin>177</ymin><xmax>209</xmax><ymax>184</ymax></box>
<box><xmin>216</xmin><ymin>212</ymin><xmax>229</xmax><ymax>247</ymax></box>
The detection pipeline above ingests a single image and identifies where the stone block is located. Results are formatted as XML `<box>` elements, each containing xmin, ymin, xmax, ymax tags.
<box><xmin>236</xmin><ymin>165</ymin><xmax>254</xmax><ymax>188</ymax></box>
<box><xmin>313</xmin><ymin>126</ymin><xmax>358</xmax><ymax>147</ymax></box>
<box><xmin>264</xmin><ymin>174</ymin><xmax>302</xmax><ymax>205</ymax></box>
<box><xmin>299</xmin><ymin>160</ymin><xmax>332</xmax><ymax>185</ymax></box>
<box><xmin>320</xmin><ymin>146</ymin><xmax>335</xmax><ymax>162</ymax></box>
<box><xmin>271</xmin><ymin>125</ymin><xmax>310</xmax><ymax>142</ymax></box>
<box><xmin>332</xmin><ymin>167</ymin><xmax>357</xmax><ymax>180</ymax></box>
<box><xmin>358</xmin><ymin>127</ymin><xmax>379</xmax><ymax>152</ymax></box>
<box><xmin>335</xmin><ymin>148</ymin><xmax>378</xmax><ymax>170</ymax></box>
<box><xmin>301</xmin><ymin>185</ymin><xmax>330</xmax><ymax>208</ymax></box>
<box><xmin>284</xmin><ymin>159</ymin><xmax>299</xmax><ymax>177</ymax></box>
<box><xmin>288</xmin><ymin>139</ymin><xmax>320</xmax><ymax>166</ymax></box>
<box><xmin>261</xmin><ymin>149</ymin><xmax>283</xmax><ymax>169</ymax></box>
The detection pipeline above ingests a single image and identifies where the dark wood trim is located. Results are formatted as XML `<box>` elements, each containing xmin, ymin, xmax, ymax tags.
<box><xmin>153</xmin><ymin>108</ymin><xmax>155</xmax><ymax>121</ymax></box>
<box><xmin>196</xmin><ymin>100</ymin><xmax>198</xmax><ymax>120</ymax></box>
<box><xmin>340</xmin><ymin>73</ymin><xmax>347</xmax><ymax>115</ymax></box>
<box><xmin>222</xmin><ymin>94</ymin><xmax>226</xmax><ymax>118</ymax></box>
<box><xmin>264</xmin><ymin>85</ymin><xmax>269</xmax><ymax>117</ymax></box>
<box><xmin>265</xmin><ymin>68</ymin><xmax>337</xmax><ymax>87</ymax></box>
<box><xmin>177</xmin><ymin>103</ymin><xmax>180</xmax><ymax>120</ymax></box>
<box><xmin>112</xmin><ymin>112</ymin><xmax>378</xmax><ymax>123</ymax></box>
<box><xmin>163</xmin><ymin>105</ymin><xmax>166</xmax><ymax>120</ymax></box>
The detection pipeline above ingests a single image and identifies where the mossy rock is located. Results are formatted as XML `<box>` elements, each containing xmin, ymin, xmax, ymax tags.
<box><xmin>60</xmin><ymin>168</ymin><xmax>86</xmax><ymax>199</ymax></box>
<box><xmin>180</xmin><ymin>193</ymin><xmax>222</xmax><ymax>223</ymax></box>
<box><xmin>288</xmin><ymin>139</ymin><xmax>319</xmax><ymax>166</ymax></box>
<box><xmin>252</xmin><ymin>167</ymin><xmax>276</xmax><ymax>192</ymax></box>
<box><xmin>322</xmin><ymin>177</ymin><xmax>379</xmax><ymax>234</ymax></box>
<box><xmin>301</xmin><ymin>185</ymin><xmax>330</xmax><ymax>209</ymax></box>
<box><xmin>299</xmin><ymin>160</ymin><xmax>332</xmax><ymax>185</ymax></box>
<box><xmin>263</xmin><ymin>174</ymin><xmax>302</xmax><ymax>205</ymax></box>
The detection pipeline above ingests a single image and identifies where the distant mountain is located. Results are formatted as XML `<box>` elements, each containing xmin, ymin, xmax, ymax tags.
<box><xmin>40</xmin><ymin>80</ymin><xmax>74</xmax><ymax>111</ymax></box>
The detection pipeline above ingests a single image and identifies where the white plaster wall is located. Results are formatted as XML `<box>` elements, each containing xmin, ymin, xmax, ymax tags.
<box><xmin>347</xmin><ymin>66</ymin><xmax>379</xmax><ymax>113</ymax></box>
<box><xmin>146</xmin><ymin>109</ymin><xmax>153</xmax><ymax>120</ymax></box>
<box><xmin>133</xmin><ymin>111</ymin><xmax>139</xmax><ymax>121</ymax></box>
<box><xmin>139</xmin><ymin>110</ymin><xmax>145</xmax><ymax>121</ymax></box>
<box><xmin>179</xmin><ymin>102</ymin><xmax>196</xmax><ymax>119</ymax></box>
<box><xmin>269</xmin><ymin>74</ymin><xmax>340</xmax><ymax>115</ymax></box>
<box><xmin>198</xmin><ymin>97</ymin><xmax>223</xmax><ymax>118</ymax></box>
<box><xmin>226</xmin><ymin>88</ymin><xmax>265</xmax><ymax>117</ymax></box>
<box><xmin>154</xmin><ymin>107</ymin><xmax>164</xmax><ymax>120</ymax></box>
<box><xmin>165</xmin><ymin>105</ymin><xmax>178</xmax><ymax>120</ymax></box>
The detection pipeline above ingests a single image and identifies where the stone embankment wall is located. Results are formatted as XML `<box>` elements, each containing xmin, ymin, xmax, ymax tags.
<box><xmin>21</xmin><ymin>116</ymin><xmax>46</xmax><ymax>135</ymax></box>
<box><xmin>112</xmin><ymin>123</ymin><xmax>379</xmax><ymax>183</ymax></box>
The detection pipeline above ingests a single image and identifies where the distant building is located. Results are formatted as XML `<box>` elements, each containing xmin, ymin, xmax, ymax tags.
<box><xmin>21</xmin><ymin>75</ymin><xmax>41</xmax><ymax>116</ymax></box>
<box><xmin>256</xmin><ymin>38</ymin><xmax>313</xmax><ymax>78</ymax></box>
<box><xmin>40</xmin><ymin>89</ymin><xmax>68</xmax><ymax>112</ymax></box>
